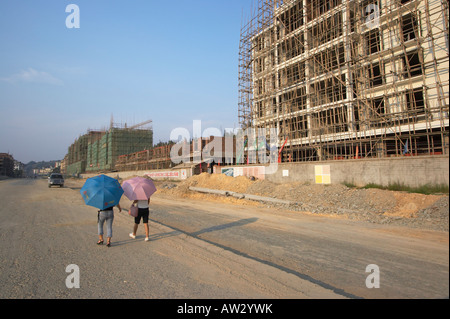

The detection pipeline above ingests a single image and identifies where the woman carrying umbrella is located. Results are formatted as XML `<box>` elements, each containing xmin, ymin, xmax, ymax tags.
<box><xmin>122</xmin><ymin>177</ymin><xmax>157</xmax><ymax>242</ymax></box>
<box><xmin>98</xmin><ymin>202</ymin><xmax>122</xmax><ymax>247</ymax></box>
<box><xmin>80</xmin><ymin>175</ymin><xmax>124</xmax><ymax>247</ymax></box>
<box><xmin>129</xmin><ymin>198</ymin><xmax>150</xmax><ymax>241</ymax></box>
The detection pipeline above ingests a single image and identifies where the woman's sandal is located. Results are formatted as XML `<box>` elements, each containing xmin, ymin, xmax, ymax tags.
<box><xmin>97</xmin><ymin>240</ymin><xmax>104</xmax><ymax>245</ymax></box>
<box><xmin>106</xmin><ymin>241</ymin><xmax>111</xmax><ymax>247</ymax></box>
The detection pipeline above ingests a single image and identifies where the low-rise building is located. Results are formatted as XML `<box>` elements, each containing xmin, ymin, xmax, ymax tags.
<box><xmin>0</xmin><ymin>153</ymin><xmax>14</xmax><ymax>177</ymax></box>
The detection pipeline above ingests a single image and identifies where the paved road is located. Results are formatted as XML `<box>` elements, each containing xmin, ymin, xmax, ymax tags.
<box><xmin>0</xmin><ymin>178</ymin><xmax>448</xmax><ymax>299</ymax></box>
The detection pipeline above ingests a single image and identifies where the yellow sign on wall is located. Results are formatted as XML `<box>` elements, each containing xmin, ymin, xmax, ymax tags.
<box><xmin>315</xmin><ymin>165</ymin><xmax>331</xmax><ymax>184</ymax></box>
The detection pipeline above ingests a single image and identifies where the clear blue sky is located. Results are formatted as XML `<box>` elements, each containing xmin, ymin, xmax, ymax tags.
<box><xmin>0</xmin><ymin>0</ymin><xmax>254</xmax><ymax>163</ymax></box>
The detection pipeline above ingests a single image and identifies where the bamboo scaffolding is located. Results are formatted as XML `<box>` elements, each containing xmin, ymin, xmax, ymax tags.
<box><xmin>238</xmin><ymin>0</ymin><xmax>449</xmax><ymax>162</ymax></box>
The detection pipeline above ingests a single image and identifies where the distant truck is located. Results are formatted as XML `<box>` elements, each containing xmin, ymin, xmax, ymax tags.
<box><xmin>48</xmin><ymin>173</ymin><xmax>64</xmax><ymax>188</ymax></box>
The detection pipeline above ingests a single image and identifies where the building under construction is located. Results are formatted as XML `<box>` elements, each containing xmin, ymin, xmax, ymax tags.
<box><xmin>115</xmin><ymin>143</ymin><xmax>174</xmax><ymax>171</ymax></box>
<box><xmin>115</xmin><ymin>136</ymin><xmax>238</xmax><ymax>172</ymax></box>
<box><xmin>238</xmin><ymin>0</ymin><xmax>449</xmax><ymax>162</ymax></box>
<box><xmin>64</xmin><ymin>121</ymin><xmax>153</xmax><ymax>175</ymax></box>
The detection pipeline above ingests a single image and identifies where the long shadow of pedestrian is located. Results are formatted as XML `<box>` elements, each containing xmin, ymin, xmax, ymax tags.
<box><xmin>109</xmin><ymin>239</ymin><xmax>140</xmax><ymax>247</ymax></box>
<box><xmin>149</xmin><ymin>230</ymin><xmax>182</xmax><ymax>241</ymax></box>
<box><xmin>190</xmin><ymin>217</ymin><xmax>258</xmax><ymax>237</ymax></box>
<box><xmin>150</xmin><ymin>217</ymin><xmax>258</xmax><ymax>242</ymax></box>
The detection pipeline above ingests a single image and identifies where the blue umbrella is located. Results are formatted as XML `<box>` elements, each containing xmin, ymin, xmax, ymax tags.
<box><xmin>80</xmin><ymin>175</ymin><xmax>124</xmax><ymax>210</ymax></box>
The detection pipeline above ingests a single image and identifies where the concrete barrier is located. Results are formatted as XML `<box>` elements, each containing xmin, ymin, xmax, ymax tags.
<box><xmin>188</xmin><ymin>186</ymin><xmax>294</xmax><ymax>205</ymax></box>
<box><xmin>81</xmin><ymin>168</ymin><xmax>191</xmax><ymax>181</ymax></box>
<box><xmin>188</xmin><ymin>187</ymin><xmax>230</xmax><ymax>197</ymax></box>
<box><xmin>243</xmin><ymin>194</ymin><xmax>292</xmax><ymax>205</ymax></box>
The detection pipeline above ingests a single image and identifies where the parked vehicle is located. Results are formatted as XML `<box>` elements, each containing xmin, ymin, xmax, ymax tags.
<box><xmin>48</xmin><ymin>173</ymin><xmax>64</xmax><ymax>188</ymax></box>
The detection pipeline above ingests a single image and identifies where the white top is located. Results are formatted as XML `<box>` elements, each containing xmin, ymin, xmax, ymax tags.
<box><xmin>137</xmin><ymin>200</ymin><xmax>149</xmax><ymax>209</ymax></box>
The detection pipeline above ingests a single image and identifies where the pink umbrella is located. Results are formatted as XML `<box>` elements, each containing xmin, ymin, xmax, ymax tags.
<box><xmin>122</xmin><ymin>177</ymin><xmax>157</xmax><ymax>200</ymax></box>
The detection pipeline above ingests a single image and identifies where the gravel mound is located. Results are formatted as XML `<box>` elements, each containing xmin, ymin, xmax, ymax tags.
<box><xmin>157</xmin><ymin>173</ymin><xmax>449</xmax><ymax>232</ymax></box>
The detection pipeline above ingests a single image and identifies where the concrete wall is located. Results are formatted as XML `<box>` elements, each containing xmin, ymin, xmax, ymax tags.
<box><xmin>80</xmin><ymin>155</ymin><xmax>449</xmax><ymax>188</ymax></box>
<box><xmin>265</xmin><ymin>155</ymin><xmax>449</xmax><ymax>188</ymax></box>
<box><xmin>81</xmin><ymin>167</ymin><xmax>194</xmax><ymax>181</ymax></box>
<box><xmin>217</xmin><ymin>156</ymin><xmax>449</xmax><ymax>188</ymax></box>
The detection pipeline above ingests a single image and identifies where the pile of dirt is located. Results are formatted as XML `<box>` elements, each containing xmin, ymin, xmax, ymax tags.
<box><xmin>158</xmin><ymin>174</ymin><xmax>252</xmax><ymax>197</ymax></box>
<box><xmin>246</xmin><ymin>180</ymin><xmax>398</xmax><ymax>213</ymax></box>
<box><xmin>187</xmin><ymin>173</ymin><xmax>254</xmax><ymax>193</ymax></box>
<box><xmin>155</xmin><ymin>174</ymin><xmax>261</xmax><ymax>207</ymax></box>
<box><xmin>156</xmin><ymin>173</ymin><xmax>449</xmax><ymax>231</ymax></box>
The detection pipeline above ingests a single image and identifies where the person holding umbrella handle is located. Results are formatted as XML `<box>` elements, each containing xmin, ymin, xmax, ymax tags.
<box><xmin>121</xmin><ymin>176</ymin><xmax>157</xmax><ymax>242</ymax></box>
<box><xmin>80</xmin><ymin>175</ymin><xmax>125</xmax><ymax>248</ymax></box>
<box><xmin>129</xmin><ymin>198</ymin><xmax>150</xmax><ymax>241</ymax></box>
<box><xmin>98</xmin><ymin>203</ymin><xmax>122</xmax><ymax>247</ymax></box>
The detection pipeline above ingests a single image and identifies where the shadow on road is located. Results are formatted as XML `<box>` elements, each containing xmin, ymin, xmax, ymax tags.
<box><xmin>190</xmin><ymin>218</ymin><xmax>258</xmax><ymax>237</ymax></box>
<box><xmin>107</xmin><ymin>218</ymin><xmax>258</xmax><ymax>247</ymax></box>
<box><xmin>151</xmin><ymin>217</ymin><xmax>258</xmax><ymax>242</ymax></box>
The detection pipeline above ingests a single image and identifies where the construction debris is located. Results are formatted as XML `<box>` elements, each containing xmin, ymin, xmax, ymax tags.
<box><xmin>158</xmin><ymin>173</ymin><xmax>449</xmax><ymax>231</ymax></box>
